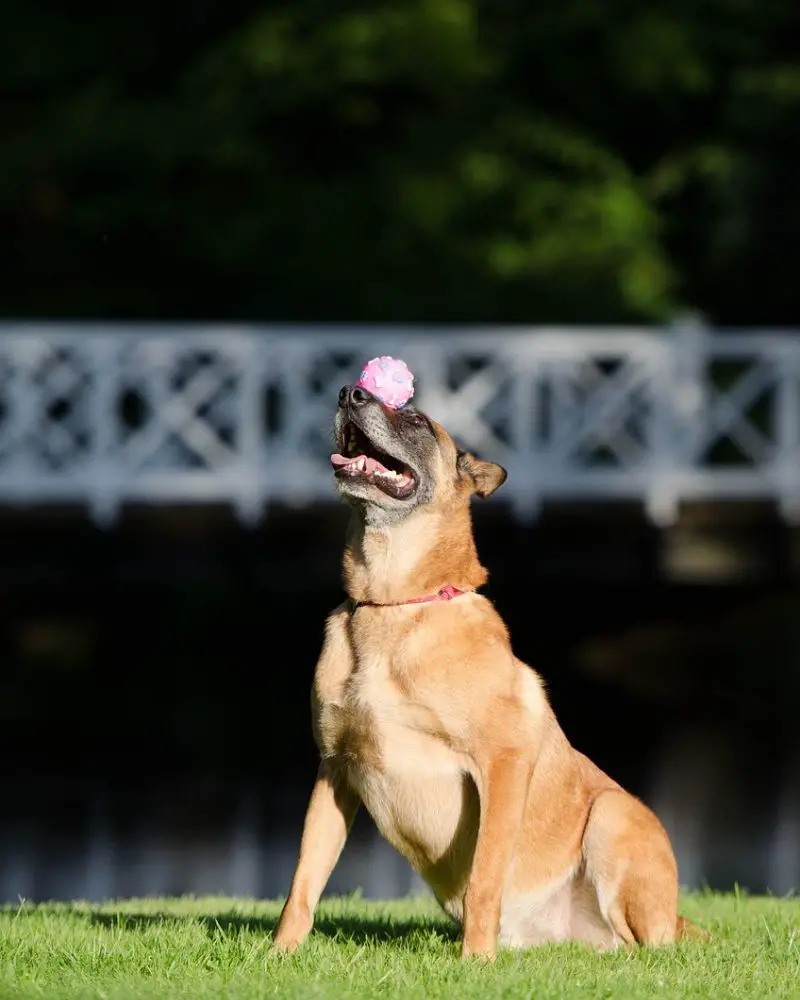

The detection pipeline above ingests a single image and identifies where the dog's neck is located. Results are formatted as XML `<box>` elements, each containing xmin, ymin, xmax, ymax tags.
<box><xmin>342</xmin><ymin>505</ymin><xmax>488</xmax><ymax>605</ymax></box>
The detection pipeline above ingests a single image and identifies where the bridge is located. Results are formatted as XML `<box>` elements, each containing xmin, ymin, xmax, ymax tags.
<box><xmin>1</xmin><ymin>321</ymin><xmax>799</xmax><ymax>527</ymax></box>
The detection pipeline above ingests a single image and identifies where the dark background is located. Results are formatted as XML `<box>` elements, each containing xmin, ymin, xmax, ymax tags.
<box><xmin>2</xmin><ymin>0</ymin><xmax>800</xmax><ymax>903</ymax></box>
<box><xmin>4</xmin><ymin>0</ymin><xmax>800</xmax><ymax>325</ymax></box>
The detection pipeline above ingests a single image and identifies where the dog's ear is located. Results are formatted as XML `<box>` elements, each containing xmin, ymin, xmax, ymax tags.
<box><xmin>456</xmin><ymin>450</ymin><xmax>508</xmax><ymax>498</ymax></box>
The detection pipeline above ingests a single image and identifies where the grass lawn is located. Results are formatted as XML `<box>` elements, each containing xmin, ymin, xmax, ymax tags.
<box><xmin>0</xmin><ymin>891</ymin><xmax>798</xmax><ymax>999</ymax></box>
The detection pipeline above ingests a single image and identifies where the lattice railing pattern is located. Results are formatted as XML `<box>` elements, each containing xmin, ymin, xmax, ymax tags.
<box><xmin>1</xmin><ymin>323</ymin><xmax>800</xmax><ymax>525</ymax></box>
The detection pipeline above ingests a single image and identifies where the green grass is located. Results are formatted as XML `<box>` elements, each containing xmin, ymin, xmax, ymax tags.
<box><xmin>0</xmin><ymin>892</ymin><xmax>798</xmax><ymax>999</ymax></box>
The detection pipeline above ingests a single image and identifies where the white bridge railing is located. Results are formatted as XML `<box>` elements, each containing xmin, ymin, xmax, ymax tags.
<box><xmin>1</xmin><ymin>322</ymin><xmax>800</xmax><ymax>526</ymax></box>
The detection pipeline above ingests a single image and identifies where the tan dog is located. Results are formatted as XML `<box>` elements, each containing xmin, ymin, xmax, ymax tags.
<box><xmin>273</xmin><ymin>384</ymin><xmax>705</xmax><ymax>960</ymax></box>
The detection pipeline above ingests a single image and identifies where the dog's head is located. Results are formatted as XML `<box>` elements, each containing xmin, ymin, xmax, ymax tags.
<box><xmin>331</xmin><ymin>385</ymin><xmax>507</xmax><ymax>523</ymax></box>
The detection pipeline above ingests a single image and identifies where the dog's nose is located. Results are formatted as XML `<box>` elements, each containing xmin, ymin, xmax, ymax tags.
<box><xmin>338</xmin><ymin>385</ymin><xmax>372</xmax><ymax>409</ymax></box>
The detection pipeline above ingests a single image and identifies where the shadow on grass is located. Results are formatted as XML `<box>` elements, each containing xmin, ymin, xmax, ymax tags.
<box><xmin>89</xmin><ymin>908</ymin><xmax>458</xmax><ymax>945</ymax></box>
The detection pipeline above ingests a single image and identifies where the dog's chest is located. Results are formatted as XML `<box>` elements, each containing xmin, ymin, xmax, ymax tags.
<box><xmin>320</xmin><ymin>650</ymin><xmax>456</xmax><ymax>776</ymax></box>
<box><xmin>317</xmin><ymin>649</ymin><xmax>470</xmax><ymax>871</ymax></box>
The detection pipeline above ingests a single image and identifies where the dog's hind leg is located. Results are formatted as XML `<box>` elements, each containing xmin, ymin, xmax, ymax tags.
<box><xmin>581</xmin><ymin>790</ymin><xmax>680</xmax><ymax>946</ymax></box>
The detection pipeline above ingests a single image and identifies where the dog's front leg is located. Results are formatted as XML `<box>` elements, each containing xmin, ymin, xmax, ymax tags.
<box><xmin>272</xmin><ymin>763</ymin><xmax>360</xmax><ymax>953</ymax></box>
<box><xmin>462</xmin><ymin>750</ymin><xmax>532</xmax><ymax>961</ymax></box>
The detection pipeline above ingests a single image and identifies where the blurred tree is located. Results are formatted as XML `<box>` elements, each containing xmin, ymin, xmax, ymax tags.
<box><xmin>1</xmin><ymin>0</ymin><xmax>798</xmax><ymax>323</ymax></box>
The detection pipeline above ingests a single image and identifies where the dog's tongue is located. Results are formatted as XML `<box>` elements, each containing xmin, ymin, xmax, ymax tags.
<box><xmin>330</xmin><ymin>453</ymin><xmax>387</xmax><ymax>474</ymax></box>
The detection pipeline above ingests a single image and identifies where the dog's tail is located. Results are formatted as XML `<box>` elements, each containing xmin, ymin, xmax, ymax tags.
<box><xmin>676</xmin><ymin>916</ymin><xmax>712</xmax><ymax>942</ymax></box>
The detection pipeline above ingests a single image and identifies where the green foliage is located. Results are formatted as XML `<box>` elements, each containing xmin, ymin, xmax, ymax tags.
<box><xmin>1</xmin><ymin>893</ymin><xmax>799</xmax><ymax>999</ymax></box>
<box><xmin>1</xmin><ymin>1</ymin><xmax>799</xmax><ymax>322</ymax></box>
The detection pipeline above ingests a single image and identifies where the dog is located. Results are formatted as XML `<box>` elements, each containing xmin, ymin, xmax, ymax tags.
<box><xmin>273</xmin><ymin>383</ymin><xmax>706</xmax><ymax>960</ymax></box>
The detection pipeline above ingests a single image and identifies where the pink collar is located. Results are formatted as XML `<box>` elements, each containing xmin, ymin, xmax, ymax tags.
<box><xmin>353</xmin><ymin>585</ymin><xmax>467</xmax><ymax>609</ymax></box>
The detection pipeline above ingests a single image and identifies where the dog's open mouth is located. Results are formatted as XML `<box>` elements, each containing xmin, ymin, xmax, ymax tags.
<box><xmin>331</xmin><ymin>422</ymin><xmax>416</xmax><ymax>499</ymax></box>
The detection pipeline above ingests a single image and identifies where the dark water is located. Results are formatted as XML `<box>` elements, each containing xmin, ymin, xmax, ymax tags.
<box><xmin>1</xmin><ymin>504</ymin><xmax>798</xmax><ymax>902</ymax></box>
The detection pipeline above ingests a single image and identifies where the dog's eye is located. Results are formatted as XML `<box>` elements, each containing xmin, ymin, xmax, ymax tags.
<box><xmin>405</xmin><ymin>413</ymin><xmax>426</xmax><ymax>427</ymax></box>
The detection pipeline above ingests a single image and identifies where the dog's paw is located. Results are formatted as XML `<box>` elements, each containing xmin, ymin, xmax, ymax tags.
<box><xmin>271</xmin><ymin>905</ymin><xmax>313</xmax><ymax>955</ymax></box>
<box><xmin>270</xmin><ymin>935</ymin><xmax>302</xmax><ymax>955</ymax></box>
<box><xmin>460</xmin><ymin>941</ymin><xmax>497</xmax><ymax>964</ymax></box>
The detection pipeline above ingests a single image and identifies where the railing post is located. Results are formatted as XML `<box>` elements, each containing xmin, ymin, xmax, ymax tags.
<box><xmin>646</xmin><ymin>313</ymin><xmax>707</xmax><ymax>524</ymax></box>
<box><xmin>775</xmin><ymin>341</ymin><xmax>800</xmax><ymax>522</ymax></box>
<box><xmin>645</xmin><ymin>329</ymin><xmax>680</xmax><ymax>527</ymax></box>
<box><xmin>508</xmin><ymin>339</ymin><xmax>541</xmax><ymax>523</ymax></box>
<box><xmin>6</xmin><ymin>333</ymin><xmax>41</xmax><ymax>494</ymax></box>
<box><xmin>235</xmin><ymin>333</ymin><xmax>267</xmax><ymax>526</ymax></box>
<box><xmin>88</xmin><ymin>334</ymin><xmax>121</xmax><ymax>527</ymax></box>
